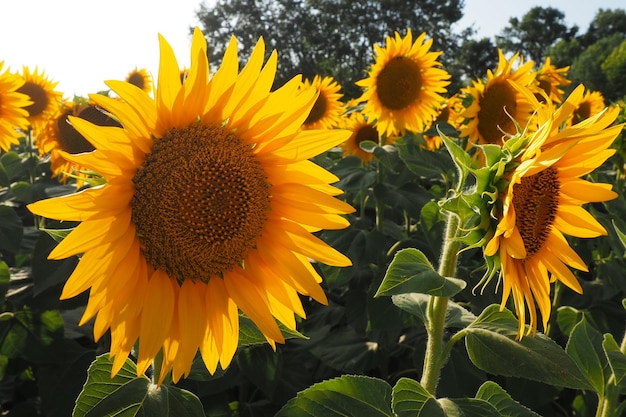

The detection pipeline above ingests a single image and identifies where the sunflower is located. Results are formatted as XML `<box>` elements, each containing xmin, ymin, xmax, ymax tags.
<box><xmin>0</xmin><ymin>61</ymin><xmax>31</xmax><ymax>151</ymax></box>
<box><xmin>458</xmin><ymin>49</ymin><xmax>537</xmax><ymax>146</ymax></box>
<box><xmin>356</xmin><ymin>29</ymin><xmax>451</xmax><ymax>138</ymax></box>
<box><xmin>17</xmin><ymin>66</ymin><xmax>63</xmax><ymax>135</ymax></box>
<box><xmin>571</xmin><ymin>88</ymin><xmax>605</xmax><ymax>125</ymax></box>
<box><xmin>340</xmin><ymin>111</ymin><xmax>381</xmax><ymax>162</ymax></box>
<box><xmin>125</xmin><ymin>67</ymin><xmax>153</xmax><ymax>94</ymax></box>
<box><xmin>423</xmin><ymin>95</ymin><xmax>463</xmax><ymax>151</ymax></box>
<box><xmin>484</xmin><ymin>84</ymin><xmax>622</xmax><ymax>337</ymax></box>
<box><xmin>28</xmin><ymin>28</ymin><xmax>354</xmax><ymax>383</ymax></box>
<box><xmin>534</xmin><ymin>57</ymin><xmax>570</xmax><ymax>104</ymax></box>
<box><xmin>39</xmin><ymin>99</ymin><xmax>121</xmax><ymax>186</ymax></box>
<box><xmin>299</xmin><ymin>75</ymin><xmax>344</xmax><ymax>130</ymax></box>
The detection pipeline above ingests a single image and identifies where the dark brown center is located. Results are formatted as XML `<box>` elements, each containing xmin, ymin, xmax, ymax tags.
<box><xmin>131</xmin><ymin>123</ymin><xmax>271</xmax><ymax>283</ymax></box>
<box><xmin>375</xmin><ymin>56</ymin><xmax>423</xmax><ymax>110</ymax></box>
<box><xmin>477</xmin><ymin>80</ymin><xmax>518</xmax><ymax>144</ymax></box>
<box><xmin>127</xmin><ymin>71</ymin><xmax>147</xmax><ymax>91</ymax></box>
<box><xmin>57</xmin><ymin>106</ymin><xmax>121</xmax><ymax>154</ymax></box>
<box><xmin>18</xmin><ymin>81</ymin><xmax>49</xmax><ymax>118</ymax></box>
<box><xmin>304</xmin><ymin>93</ymin><xmax>328</xmax><ymax>125</ymax></box>
<box><xmin>354</xmin><ymin>124</ymin><xmax>379</xmax><ymax>147</ymax></box>
<box><xmin>512</xmin><ymin>166</ymin><xmax>559</xmax><ymax>257</ymax></box>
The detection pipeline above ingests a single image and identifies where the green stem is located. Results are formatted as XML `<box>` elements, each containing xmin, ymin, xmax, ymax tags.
<box><xmin>597</xmin><ymin>329</ymin><xmax>626</xmax><ymax>417</ymax></box>
<box><xmin>420</xmin><ymin>213</ymin><xmax>461</xmax><ymax>394</ymax></box>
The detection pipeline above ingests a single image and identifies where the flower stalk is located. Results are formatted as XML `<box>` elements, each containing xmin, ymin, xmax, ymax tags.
<box><xmin>420</xmin><ymin>212</ymin><xmax>461</xmax><ymax>394</ymax></box>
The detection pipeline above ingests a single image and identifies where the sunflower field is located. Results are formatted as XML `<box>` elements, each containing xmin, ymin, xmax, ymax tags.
<box><xmin>0</xmin><ymin>18</ymin><xmax>625</xmax><ymax>417</ymax></box>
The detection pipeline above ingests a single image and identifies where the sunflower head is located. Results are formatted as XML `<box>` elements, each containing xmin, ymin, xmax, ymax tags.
<box><xmin>0</xmin><ymin>61</ymin><xmax>31</xmax><ymax>151</ymax></box>
<box><xmin>125</xmin><ymin>67</ymin><xmax>153</xmax><ymax>94</ymax></box>
<box><xmin>572</xmin><ymin>88</ymin><xmax>605</xmax><ymax>125</ymax></box>
<box><xmin>28</xmin><ymin>27</ymin><xmax>353</xmax><ymax>384</ymax></box>
<box><xmin>356</xmin><ymin>29</ymin><xmax>451</xmax><ymax>138</ymax></box>
<box><xmin>534</xmin><ymin>57</ymin><xmax>571</xmax><ymax>104</ymax></box>
<box><xmin>39</xmin><ymin>98</ymin><xmax>121</xmax><ymax>186</ymax></box>
<box><xmin>339</xmin><ymin>111</ymin><xmax>382</xmax><ymax>162</ymax></box>
<box><xmin>458</xmin><ymin>49</ymin><xmax>538</xmax><ymax>146</ymax></box>
<box><xmin>298</xmin><ymin>75</ymin><xmax>344</xmax><ymax>130</ymax></box>
<box><xmin>16</xmin><ymin>66</ymin><xmax>63</xmax><ymax>135</ymax></box>
<box><xmin>474</xmin><ymin>83</ymin><xmax>622</xmax><ymax>338</ymax></box>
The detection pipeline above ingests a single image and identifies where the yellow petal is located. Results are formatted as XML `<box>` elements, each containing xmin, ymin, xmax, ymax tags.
<box><xmin>555</xmin><ymin>204</ymin><xmax>607</xmax><ymax>238</ymax></box>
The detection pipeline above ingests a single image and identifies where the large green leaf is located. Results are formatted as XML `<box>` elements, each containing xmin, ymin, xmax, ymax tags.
<box><xmin>465</xmin><ymin>305</ymin><xmax>592</xmax><ymax>390</ymax></box>
<box><xmin>275</xmin><ymin>375</ymin><xmax>393</xmax><ymax>417</ymax></box>
<box><xmin>375</xmin><ymin>248</ymin><xmax>466</xmax><ymax>297</ymax></box>
<box><xmin>438</xmin><ymin>397</ymin><xmax>500</xmax><ymax>417</ymax></box>
<box><xmin>0</xmin><ymin>261</ymin><xmax>9</xmax><ymax>305</ymax></box>
<box><xmin>602</xmin><ymin>333</ymin><xmax>626</xmax><ymax>387</ymax></box>
<box><xmin>391</xmin><ymin>377</ymin><xmax>444</xmax><ymax>417</ymax></box>
<box><xmin>565</xmin><ymin>317</ymin><xmax>608</xmax><ymax>395</ymax></box>
<box><xmin>238</xmin><ymin>314</ymin><xmax>305</xmax><ymax>347</ymax></box>
<box><xmin>475</xmin><ymin>381</ymin><xmax>542</xmax><ymax>417</ymax></box>
<box><xmin>391</xmin><ymin>293</ymin><xmax>477</xmax><ymax>328</ymax></box>
<box><xmin>73</xmin><ymin>354</ymin><xmax>205</xmax><ymax>417</ymax></box>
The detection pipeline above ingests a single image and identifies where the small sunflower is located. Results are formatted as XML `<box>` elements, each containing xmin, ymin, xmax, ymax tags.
<box><xmin>535</xmin><ymin>57</ymin><xmax>570</xmax><ymax>104</ymax></box>
<box><xmin>484</xmin><ymin>84</ymin><xmax>622</xmax><ymax>337</ymax></box>
<box><xmin>299</xmin><ymin>75</ymin><xmax>344</xmax><ymax>130</ymax></box>
<box><xmin>39</xmin><ymin>99</ymin><xmax>121</xmax><ymax>186</ymax></box>
<box><xmin>423</xmin><ymin>95</ymin><xmax>463</xmax><ymax>151</ymax></box>
<box><xmin>125</xmin><ymin>67</ymin><xmax>153</xmax><ymax>94</ymax></box>
<box><xmin>572</xmin><ymin>88</ymin><xmax>605</xmax><ymax>125</ymax></box>
<box><xmin>340</xmin><ymin>112</ymin><xmax>381</xmax><ymax>162</ymax></box>
<box><xmin>17</xmin><ymin>66</ymin><xmax>63</xmax><ymax>135</ymax></box>
<box><xmin>28</xmin><ymin>28</ymin><xmax>353</xmax><ymax>383</ymax></box>
<box><xmin>356</xmin><ymin>29</ymin><xmax>451</xmax><ymax>138</ymax></box>
<box><xmin>0</xmin><ymin>61</ymin><xmax>31</xmax><ymax>151</ymax></box>
<box><xmin>458</xmin><ymin>49</ymin><xmax>537</xmax><ymax>146</ymax></box>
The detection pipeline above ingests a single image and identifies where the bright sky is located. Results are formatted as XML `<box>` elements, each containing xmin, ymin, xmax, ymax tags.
<box><xmin>1</xmin><ymin>0</ymin><xmax>623</xmax><ymax>98</ymax></box>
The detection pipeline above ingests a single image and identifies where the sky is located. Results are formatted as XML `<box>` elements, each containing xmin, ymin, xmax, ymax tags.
<box><xmin>1</xmin><ymin>0</ymin><xmax>624</xmax><ymax>98</ymax></box>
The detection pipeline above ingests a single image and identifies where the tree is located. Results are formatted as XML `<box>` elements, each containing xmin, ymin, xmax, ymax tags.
<box><xmin>195</xmin><ymin>0</ymin><xmax>467</xmax><ymax>98</ymax></box>
<box><xmin>495</xmin><ymin>6</ymin><xmax>578</xmax><ymax>63</ymax></box>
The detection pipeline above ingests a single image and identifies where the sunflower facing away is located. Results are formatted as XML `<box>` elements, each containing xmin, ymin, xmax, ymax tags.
<box><xmin>356</xmin><ymin>29</ymin><xmax>451</xmax><ymax>138</ymax></box>
<box><xmin>484</xmin><ymin>84</ymin><xmax>622</xmax><ymax>337</ymax></box>
<box><xmin>458</xmin><ymin>49</ymin><xmax>537</xmax><ymax>146</ymax></box>
<box><xmin>39</xmin><ymin>99</ymin><xmax>121</xmax><ymax>186</ymax></box>
<box><xmin>28</xmin><ymin>28</ymin><xmax>354</xmax><ymax>383</ymax></box>
<box><xmin>125</xmin><ymin>67</ymin><xmax>153</xmax><ymax>94</ymax></box>
<box><xmin>17</xmin><ymin>66</ymin><xmax>63</xmax><ymax>135</ymax></box>
<box><xmin>0</xmin><ymin>61</ymin><xmax>31</xmax><ymax>151</ymax></box>
<box><xmin>299</xmin><ymin>75</ymin><xmax>344</xmax><ymax>130</ymax></box>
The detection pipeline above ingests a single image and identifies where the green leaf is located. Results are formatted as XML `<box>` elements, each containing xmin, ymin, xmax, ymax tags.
<box><xmin>475</xmin><ymin>381</ymin><xmax>542</xmax><ymax>417</ymax></box>
<box><xmin>391</xmin><ymin>377</ymin><xmax>444</xmax><ymax>417</ymax></box>
<box><xmin>375</xmin><ymin>248</ymin><xmax>466</xmax><ymax>297</ymax></box>
<box><xmin>391</xmin><ymin>293</ymin><xmax>477</xmax><ymax>328</ymax></box>
<box><xmin>602</xmin><ymin>333</ymin><xmax>626</xmax><ymax>387</ymax></box>
<box><xmin>0</xmin><ymin>151</ymin><xmax>22</xmax><ymax>180</ymax></box>
<box><xmin>612</xmin><ymin>219</ymin><xmax>626</xmax><ymax>249</ymax></box>
<box><xmin>237</xmin><ymin>314</ymin><xmax>305</xmax><ymax>347</ymax></box>
<box><xmin>565</xmin><ymin>317</ymin><xmax>608</xmax><ymax>395</ymax></box>
<box><xmin>438</xmin><ymin>397</ymin><xmax>500</xmax><ymax>417</ymax></box>
<box><xmin>556</xmin><ymin>306</ymin><xmax>583</xmax><ymax>337</ymax></box>
<box><xmin>73</xmin><ymin>354</ymin><xmax>205</xmax><ymax>417</ymax></box>
<box><xmin>0</xmin><ymin>261</ymin><xmax>9</xmax><ymax>305</ymax></box>
<box><xmin>441</xmin><ymin>135</ymin><xmax>472</xmax><ymax>189</ymax></box>
<box><xmin>0</xmin><ymin>205</ymin><xmax>23</xmax><ymax>252</ymax></box>
<box><xmin>465</xmin><ymin>305</ymin><xmax>593</xmax><ymax>390</ymax></box>
<box><xmin>275</xmin><ymin>375</ymin><xmax>393</xmax><ymax>417</ymax></box>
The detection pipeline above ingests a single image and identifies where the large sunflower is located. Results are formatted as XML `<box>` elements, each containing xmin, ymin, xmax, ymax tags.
<box><xmin>356</xmin><ymin>29</ymin><xmax>450</xmax><ymax>138</ymax></box>
<box><xmin>484</xmin><ymin>84</ymin><xmax>622</xmax><ymax>337</ymax></box>
<box><xmin>459</xmin><ymin>49</ymin><xmax>537</xmax><ymax>146</ymax></box>
<box><xmin>0</xmin><ymin>61</ymin><xmax>31</xmax><ymax>151</ymax></box>
<box><xmin>299</xmin><ymin>75</ymin><xmax>344</xmax><ymax>130</ymax></box>
<box><xmin>28</xmin><ymin>28</ymin><xmax>354</xmax><ymax>383</ymax></box>
<box><xmin>39</xmin><ymin>99</ymin><xmax>121</xmax><ymax>186</ymax></box>
<box><xmin>17</xmin><ymin>66</ymin><xmax>63</xmax><ymax>135</ymax></box>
